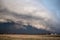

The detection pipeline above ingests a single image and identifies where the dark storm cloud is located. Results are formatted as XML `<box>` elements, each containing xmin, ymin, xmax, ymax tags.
<box><xmin>0</xmin><ymin>8</ymin><xmax>56</xmax><ymax>32</ymax></box>
<box><xmin>0</xmin><ymin>0</ymin><xmax>60</xmax><ymax>33</ymax></box>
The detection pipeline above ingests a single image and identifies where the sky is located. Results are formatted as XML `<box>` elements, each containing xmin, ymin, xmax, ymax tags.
<box><xmin>0</xmin><ymin>0</ymin><xmax>60</xmax><ymax>33</ymax></box>
<box><xmin>40</xmin><ymin>0</ymin><xmax>60</xmax><ymax>19</ymax></box>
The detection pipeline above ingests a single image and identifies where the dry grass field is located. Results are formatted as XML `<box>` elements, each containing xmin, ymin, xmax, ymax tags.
<box><xmin>0</xmin><ymin>34</ymin><xmax>60</xmax><ymax>40</ymax></box>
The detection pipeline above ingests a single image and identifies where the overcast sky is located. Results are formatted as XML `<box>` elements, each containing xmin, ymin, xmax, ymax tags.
<box><xmin>0</xmin><ymin>0</ymin><xmax>60</xmax><ymax>32</ymax></box>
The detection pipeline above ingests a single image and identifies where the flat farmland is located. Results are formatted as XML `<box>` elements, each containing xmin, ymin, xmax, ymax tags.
<box><xmin>0</xmin><ymin>34</ymin><xmax>60</xmax><ymax>40</ymax></box>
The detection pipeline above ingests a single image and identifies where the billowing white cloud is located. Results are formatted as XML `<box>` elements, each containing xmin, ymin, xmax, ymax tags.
<box><xmin>1</xmin><ymin>0</ymin><xmax>52</xmax><ymax>18</ymax></box>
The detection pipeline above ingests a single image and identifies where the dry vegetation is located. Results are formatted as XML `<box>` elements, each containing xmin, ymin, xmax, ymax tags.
<box><xmin>0</xmin><ymin>34</ymin><xmax>60</xmax><ymax>40</ymax></box>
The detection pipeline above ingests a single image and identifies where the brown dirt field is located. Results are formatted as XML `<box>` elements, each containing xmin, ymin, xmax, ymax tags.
<box><xmin>0</xmin><ymin>34</ymin><xmax>60</xmax><ymax>40</ymax></box>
